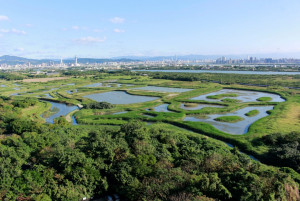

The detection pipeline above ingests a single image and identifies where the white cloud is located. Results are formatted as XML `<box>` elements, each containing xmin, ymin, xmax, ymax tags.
<box><xmin>72</xmin><ymin>25</ymin><xmax>80</xmax><ymax>30</ymax></box>
<box><xmin>110</xmin><ymin>17</ymin><xmax>125</xmax><ymax>24</ymax></box>
<box><xmin>14</xmin><ymin>47</ymin><xmax>25</xmax><ymax>52</ymax></box>
<box><xmin>0</xmin><ymin>28</ymin><xmax>26</xmax><ymax>35</ymax></box>
<box><xmin>74</xmin><ymin>36</ymin><xmax>106</xmax><ymax>44</ymax></box>
<box><xmin>71</xmin><ymin>26</ymin><xmax>88</xmax><ymax>30</ymax></box>
<box><xmin>0</xmin><ymin>15</ymin><xmax>9</xmax><ymax>21</ymax></box>
<box><xmin>61</xmin><ymin>28</ymin><xmax>68</xmax><ymax>31</ymax></box>
<box><xmin>11</xmin><ymin>29</ymin><xmax>26</xmax><ymax>35</ymax></box>
<box><xmin>114</xmin><ymin>28</ymin><xmax>125</xmax><ymax>33</ymax></box>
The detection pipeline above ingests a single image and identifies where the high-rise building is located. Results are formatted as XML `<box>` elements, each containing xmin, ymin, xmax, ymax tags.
<box><xmin>75</xmin><ymin>56</ymin><xmax>78</xmax><ymax>66</ymax></box>
<box><xmin>60</xmin><ymin>58</ymin><xmax>63</xmax><ymax>66</ymax></box>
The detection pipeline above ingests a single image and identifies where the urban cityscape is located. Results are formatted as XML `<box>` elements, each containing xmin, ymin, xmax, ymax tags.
<box><xmin>1</xmin><ymin>55</ymin><xmax>300</xmax><ymax>70</ymax></box>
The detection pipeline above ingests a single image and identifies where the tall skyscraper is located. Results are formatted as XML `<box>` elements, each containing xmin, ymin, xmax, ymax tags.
<box><xmin>75</xmin><ymin>56</ymin><xmax>78</xmax><ymax>66</ymax></box>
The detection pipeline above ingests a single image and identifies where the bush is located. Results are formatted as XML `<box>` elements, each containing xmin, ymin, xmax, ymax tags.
<box><xmin>84</xmin><ymin>102</ymin><xmax>114</xmax><ymax>109</ymax></box>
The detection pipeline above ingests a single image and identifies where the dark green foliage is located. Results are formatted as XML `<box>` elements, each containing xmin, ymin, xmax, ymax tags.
<box><xmin>84</xmin><ymin>101</ymin><xmax>114</xmax><ymax>109</ymax></box>
<box><xmin>0</xmin><ymin>72</ymin><xmax>24</xmax><ymax>80</ymax></box>
<box><xmin>0</xmin><ymin>120</ymin><xmax>298</xmax><ymax>200</ymax></box>
<box><xmin>9</xmin><ymin>118</ymin><xmax>40</xmax><ymax>134</ymax></box>
<box><xmin>12</xmin><ymin>97</ymin><xmax>38</xmax><ymax>108</ymax></box>
<box><xmin>261</xmin><ymin>132</ymin><xmax>300</xmax><ymax>172</ymax></box>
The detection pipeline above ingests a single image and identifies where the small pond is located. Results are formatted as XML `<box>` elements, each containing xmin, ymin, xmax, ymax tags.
<box><xmin>147</xmin><ymin>104</ymin><xmax>171</xmax><ymax>112</ymax></box>
<box><xmin>44</xmin><ymin>94</ymin><xmax>54</xmax><ymax>98</ymax></box>
<box><xmin>84</xmin><ymin>91</ymin><xmax>159</xmax><ymax>104</ymax></box>
<box><xmin>84</xmin><ymin>83</ymin><xmax>122</xmax><ymax>88</ymax></box>
<box><xmin>72</xmin><ymin>115</ymin><xmax>78</xmax><ymax>125</ymax></box>
<box><xmin>180</xmin><ymin>103</ymin><xmax>225</xmax><ymax>110</ymax></box>
<box><xmin>133</xmin><ymin>86</ymin><xmax>192</xmax><ymax>93</ymax></box>
<box><xmin>66</xmin><ymin>89</ymin><xmax>78</xmax><ymax>94</ymax></box>
<box><xmin>41</xmin><ymin>101</ymin><xmax>79</xmax><ymax>124</ymax></box>
<box><xmin>184</xmin><ymin>106</ymin><xmax>274</xmax><ymax>135</ymax></box>
<box><xmin>113</xmin><ymin>111</ymin><xmax>128</xmax><ymax>115</ymax></box>
<box><xmin>10</xmin><ymin>93</ymin><xmax>20</xmax><ymax>96</ymax></box>
<box><xmin>191</xmin><ymin>89</ymin><xmax>285</xmax><ymax>102</ymax></box>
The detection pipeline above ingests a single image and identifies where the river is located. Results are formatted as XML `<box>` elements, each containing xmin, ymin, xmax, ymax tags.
<box><xmin>135</xmin><ymin>69</ymin><xmax>300</xmax><ymax>75</ymax></box>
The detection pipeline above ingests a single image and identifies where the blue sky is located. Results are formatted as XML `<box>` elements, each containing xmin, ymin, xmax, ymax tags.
<box><xmin>0</xmin><ymin>0</ymin><xmax>300</xmax><ymax>59</ymax></box>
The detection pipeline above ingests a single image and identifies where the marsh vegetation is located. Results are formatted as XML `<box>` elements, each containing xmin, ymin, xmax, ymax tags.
<box><xmin>0</xmin><ymin>70</ymin><xmax>299</xmax><ymax>200</ymax></box>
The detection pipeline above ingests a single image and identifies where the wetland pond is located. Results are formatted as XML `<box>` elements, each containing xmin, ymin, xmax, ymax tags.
<box><xmin>184</xmin><ymin>106</ymin><xmax>274</xmax><ymax>135</ymax></box>
<box><xmin>66</xmin><ymin>89</ymin><xmax>78</xmax><ymax>94</ymax></box>
<box><xmin>133</xmin><ymin>86</ymin><xmax>192</xmax><ymax>93</ymax></box>
<box><xmin>44</xmin><ymin>93</ymin><xmax>54</xmax><ymax>98</ymax></box>
<box><xmin>41</xmin><ymin>101</ymin><xmax>79</xmax><ymax>124</ymax></box>
<box><xmin>84</xmin><ymin>91</ymin><xmax>159</xmax><ymax>104</ymax></box>
<box><xmin>191</xmin><ymin>89</ymin><xmax>285</xmax><ymax>102</ymax></box>
<box><xmin>84</xmin><ymin>83</ymin><xmax>122</xmax><ymax>87</ymax></box>
<box><xmin>147</xmin><ymin>104</ymin><xmax>171</xmax><ymax>112</ymax></box>
<box><xmin>181</xmin><ymin>103</ymin><xmax>225</xmax><ymax>110</ymax></box>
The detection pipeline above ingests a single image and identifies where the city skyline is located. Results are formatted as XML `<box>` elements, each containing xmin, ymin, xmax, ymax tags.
<box><xmin>1</xmin><ymin>0</ymin><xmax>300</xmax><ymax>59</ymax></box>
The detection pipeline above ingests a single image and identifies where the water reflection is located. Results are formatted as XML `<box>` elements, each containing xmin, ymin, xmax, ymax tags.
<box><xmin>184</xmin><ymin>106</ymin><xmax>274</xmax><ymax>134</ymax></box>
<box><xmin>191</xmin><ymin>89</ymin><xmax>285</xmax><ymax>103</ymax></box>
<box><xmin>84</xmin><ymin>91</ymin><xmax>159</xmax><ymax>104</ymax></box>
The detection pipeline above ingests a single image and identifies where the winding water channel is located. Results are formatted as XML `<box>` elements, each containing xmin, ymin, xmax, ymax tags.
<box><xmin>41</xmin><ymin>101</ymin><xmax>79</xmax><ymax>124</ymax></box>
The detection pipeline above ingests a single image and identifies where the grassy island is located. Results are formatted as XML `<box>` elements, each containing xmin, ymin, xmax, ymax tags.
<box><xmin>245</xmin><ymin>109</ymin><xmax>259</xmax><ymax>117</ymax></box>
<box><xmin>257</xmin><ymin>97</ymin><xmax>272</xmax><ymax>102</ymax></box>
<box><xmin>214</xmin><ymin>115</ymin><xmax>244</xmax><ymax>123</ymax></box>
<box><xmin>207</xmin><ymin>93</ymin><xmax>238</xmax><ymax>99</ymax></box>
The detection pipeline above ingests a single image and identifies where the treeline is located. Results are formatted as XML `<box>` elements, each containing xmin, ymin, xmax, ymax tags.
<box><xmin>0</xmin><ymin>96</ymin><xmax>40</xmax><ymax>135</ymax></box>
<box><xmin>146</xmin><ymin>72</ymin><xmax>300</xmax><ymax>88</ymax></box>
<box><xmin>0</xmin><ymin>72</ymin><xmax>24</xmax><ymax>80</ymax></box>
<box><xmin>84</xmin><ymin>102</ymin><xmax>114</xmax><ymax>109</ymax></box>
<box><xmin>62</xmin><ymin>70</ymin><xmax>108</xmax><ymax>76</ymax></box>
<box><xmin>260</xmin><ymin>132</ymin><xmax>300</xmax><ymax>172</ymax></box>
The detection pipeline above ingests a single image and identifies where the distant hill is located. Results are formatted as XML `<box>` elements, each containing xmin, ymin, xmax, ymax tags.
<box><xmin>63</xmin><ymin>58</ymin><xmax>138</xmax><ymax>64</ymax></box>
<box><xmin>0</xmin><ymin>55</ymin><xmax>53</xmax><ymax>65</ymax></box>
<box><xmin>0</xmin><ymin>55</ymin><xmax>139</xmax><ymax>65</ymax></box>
